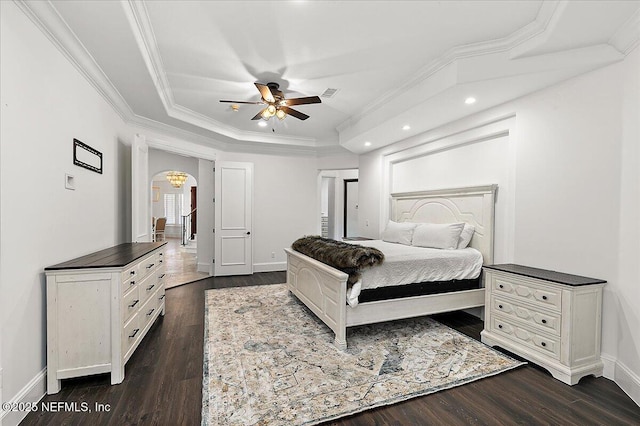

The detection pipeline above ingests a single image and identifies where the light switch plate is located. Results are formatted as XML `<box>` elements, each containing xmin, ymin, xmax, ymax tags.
<box><xmin>65</xmin><ymin>173</ymin><xmax>75</xmax><ymax>190</ymax></box>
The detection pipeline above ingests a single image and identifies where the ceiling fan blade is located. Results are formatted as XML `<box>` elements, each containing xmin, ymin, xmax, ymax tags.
<box><xmin>280</xmin><ymin>106</ymin><xmax>309</xmax><ymax>121</ymax></box>
<box><xmin>251</xmin><ymin>109</ymin><xmax>267</xmax><ymax>120</ymax></box>
<box><xmin>282</xmin><ymin>96</ymin><xmax>322</xmax><ymax>106</ymax></box>
<box><xmin>219</xmin><ymin>100</ymin><xmax>263</xmax><ymax>104</ymax></box>
<box><xmin>255</xmin><ymin>83</ymin><xmax>275</xmax><ymax>103</ymax></box>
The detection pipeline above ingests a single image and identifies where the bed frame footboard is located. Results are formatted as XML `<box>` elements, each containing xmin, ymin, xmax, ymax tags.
<box><xmin>285</xmin><ymin>248</ymin><xmax>348</xmax><ymax>349</ymax></box>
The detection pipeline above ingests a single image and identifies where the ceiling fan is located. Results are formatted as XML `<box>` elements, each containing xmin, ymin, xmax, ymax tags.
<box><xmin>220</xmin><ymin>82</ymin><xmax>321</xmax><ymax>121</ymax></box>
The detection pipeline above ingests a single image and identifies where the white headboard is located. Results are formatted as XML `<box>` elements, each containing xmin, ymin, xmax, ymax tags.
<box><xmin>390</xmin><ymin>185</ymin><xmax>498</xmax><ymax>265</ymax></box>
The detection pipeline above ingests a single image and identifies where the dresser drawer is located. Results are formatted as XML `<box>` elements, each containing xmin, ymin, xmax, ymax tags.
<box><xmin>491</xmin><ymin>316</ymin><xmax>560</xmax><ymax>360</ymax></box>
<box><xmin>122</xmin><ymin>314</ymin><xmax>141</xmax><ymax>357</ymax></box>
<box><xmin>140</xmin><ymin>292</ymin><xmax>159</xmax><ymax>330</ymax></box>
<box><xmin>122</xmin><ymin>286</ymin><xmax>141</xmax><ymax>324</ymax></box>
<box><xmin>137</xmin><ymin>255</ymin><xmax>158</xmax><ymax>280</ymax></box>
<box><xmin>155</xmin><ymin>250</ymin><xmax>165</xmax><ymax>269</ymax></box>
<box><xmin>492</xmin><ymin>275</ymin><xmax>562</xmax><ymax>312</ymax></box>
<box><xmin>492</xmin><ymin>296</ymin><xmax>561</xmax><ymax>336</ymax></box>
<box><xmin>157</xmin><ymin>284</ymin><xmax>166</xmax><ymax>307</ymax></box>
<box><xmin>121</xmin><ymin>265</ymin><xmax>139</xmax><ymax>292</ymax></box>
<box><xmin>139</xmin><ymin>273</ymin><xmax>159</xmax><ymax>304</ymax></box>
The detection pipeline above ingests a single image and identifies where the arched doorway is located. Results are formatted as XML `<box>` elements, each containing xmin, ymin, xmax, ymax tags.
<box><xmin>151</xmin><ymin>170</ymin><xmax>207</xmax><ymax>288</ymax></box>
<box><xmin>151</xmin><ymin>170</ymin><xmax>197</xmax><ymax>243</ymax></box>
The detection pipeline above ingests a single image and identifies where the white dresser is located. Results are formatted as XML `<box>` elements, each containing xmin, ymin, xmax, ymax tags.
<box><xmin>45</xmin><ymin>242</ymin><xmax>167</xmax><ymax>394</ymax></box>
<box><xmin>481</xmin><ymin>264</ymin><xmax>606</xmax><ymax>385</ymax></box>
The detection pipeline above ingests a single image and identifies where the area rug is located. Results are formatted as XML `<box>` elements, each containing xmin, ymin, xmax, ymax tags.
<box><xmin>202</xmin><ymin>284</ymin><xmax>524</xmax><ymax>425</ymax></box>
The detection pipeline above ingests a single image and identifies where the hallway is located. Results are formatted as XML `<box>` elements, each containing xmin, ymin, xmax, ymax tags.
<box><xmin>162</xmin><ymin>237</ymin><xmax>208</xmax><ymax>289</ymax></box>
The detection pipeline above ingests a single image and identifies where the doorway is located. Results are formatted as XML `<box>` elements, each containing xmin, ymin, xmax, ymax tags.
<box><xmin>318</xmin><ymin>169</ymin><xmax>358</xmax><ymax>240</ymax></box>
<box><xmin>343</xmin><ymin>179</ymin><xmax>359</xmax><ymax>239</ymax></box>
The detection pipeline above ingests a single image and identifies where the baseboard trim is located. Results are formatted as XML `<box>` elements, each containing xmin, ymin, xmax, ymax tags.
<box><xmin>0</xmin><ymin>368</ymin><xmax>46</xmax><ymax>426</ymax></box>
<box><xmin>602</xmin><ymin>353</ymin><xmax>616</xmax><ymax>380</ymax></box>
<box><xmin>614</xmin><ymin>357</ymin><xmax>640</xmax><ymax>407</ymax></box>
<box><xmin>253</xmin><ymin>262</ymin><xmax>286</xmax><ymax>273</ymax></box>
<box><xmin>197</xmin><ymin>262</ymin><xmax>211</xmax><ymax>274</ymax></box>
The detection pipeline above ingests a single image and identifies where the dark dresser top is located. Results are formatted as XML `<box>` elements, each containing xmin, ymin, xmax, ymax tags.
<box><xmin>45</xmin><ymin>242</ymin><xmax>166</xmax><ymax>271</ymax></box>
<box><xmin>484</xmin><ymin>263</ymin><xmax>606</xmax><ymax>286</ymax></box>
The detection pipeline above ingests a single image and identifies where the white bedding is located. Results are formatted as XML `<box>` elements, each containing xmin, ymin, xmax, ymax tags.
<box><xmin>346</xmin><ymin>240</ymin><xmax>483</xmax><ymax>307</ymax></box>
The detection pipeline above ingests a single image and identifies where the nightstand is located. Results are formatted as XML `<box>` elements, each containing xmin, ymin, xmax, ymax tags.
<box><xmin>480</xmin><ymin>264</ymin><xmax>606</xmax><ymax>385</ymax></box>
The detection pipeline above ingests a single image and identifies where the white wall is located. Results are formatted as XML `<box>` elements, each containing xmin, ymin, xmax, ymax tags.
<box><xmin>358</xmin><ymin>46</ymin><xmax>640</xmax><ymax>402</ymax></box>
<box><xmin>0</xmin><ymin>2</ymin><xmax>129</xmax><ymax>424</ymax></box>
<box><xmin>149</xmin><ymin>148</ymin><xmax>199</xmax><ymax>180</ymax></box>
<box><xmin>218</xmin><ymin>152</ymin><xmax>319</xmax><ymax>271</ymax></box>
<box><xmin>390</xmin><ymin>134</ymin><xmax>513</xmax><ymax>262</ymax></box>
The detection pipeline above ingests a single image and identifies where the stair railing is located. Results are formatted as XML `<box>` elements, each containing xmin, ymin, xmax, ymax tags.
<box><xmin>181</xmin><ymin>208</ymin><xmax>197</xmax><ymax>246</ymax></box>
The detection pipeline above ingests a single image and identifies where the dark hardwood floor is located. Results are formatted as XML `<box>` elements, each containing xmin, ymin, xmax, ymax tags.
<box><xmin>23</xmin><ymin>272</ymin><xmax>640</xmax><ymax>425</ymax></box>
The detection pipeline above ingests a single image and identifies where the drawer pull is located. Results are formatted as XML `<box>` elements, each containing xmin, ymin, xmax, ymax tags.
<box><xmin>130</xmin><ymin>271</ymin><xmax>136</xmax><ymax>276</ymax></box>
<box><xmin>159</xmin><ymin>294</ymin><xmax>166</xmax><ymax>300</ymax></box>
<box><xmin>159</xmin><ymin>259</ymin><xmax>163</xmax><ymax>263</ymax></box>
<box><xmin>128</xmin><ymin>299</ymin><xmax>139</xmax><ymax>308</ymax></box>
<box><xmin>147</xmin><ymin>308</ymin><xmax>155</xmax><ymax>317</ymax></box>
<box><xmin>147</xmin><ymin>284</ymin><xmax>155</xmax><ymax>291</ymax></box>
<box><xmin>498</xmin><ymin>284</ymin><xmax>504</xmax><ymax>289</ymax></box>
<box><xmin>129</xmin><ymin>280</ymin><xmax>136</xmax><ymax>286</ymax></box>
<box><xmin>129</xmin><ymin>328</ymin><xmax>140</xmax><ymax>339</ymax></box>
<box><xmin>498</xmin><ymin>324</ymin><xmax>503</xmax><ymax>329</ymax></box>
<box><xmin>498</xmin><ymin>304</ymin><xmax>503</xmax><ymax>309</ymax></box>
<box><xmin>542</xmin><ymin>295</ymin><xmax>548</xmax><ymax>300</ymax></box>
<box><xmin>146</xmin><ymin>263</ymin><xmax>155</xmax><ymax>269</ymax></box>
<box><xmin>541</xmin><ymin>341</ymin><xmax>547</xmax><ymax>347</ymax></box>
<box><xmin>159</xmin><ymin>253</ymin><xmax>163</xmax><ymax>256</ymax></box>
<box><xmin>541</xmin><ymin>319</ymin><xmax>547</xmax><ymax>324</ymax></box>
<box><xmin>159</xmin><ymin>274</ymin><xmax>166</xmax><ymax>279</ymax></box>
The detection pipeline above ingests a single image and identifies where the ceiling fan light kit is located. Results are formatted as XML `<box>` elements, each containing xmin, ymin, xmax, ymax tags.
<box><xmin>220</xmin><ymin>82</ymin><xmax>321</xmax><ymax>122</ymax></box>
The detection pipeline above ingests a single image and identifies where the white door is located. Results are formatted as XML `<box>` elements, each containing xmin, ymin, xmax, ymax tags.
<box><xmin>214</xmin><ymin>162</ymin><xmax>253</xmax><ymax>276</ymax></box>
<box><xmin>132</xmin><ymin>134</ymin><xmax>151</xmax><ymax>242</ymax></box>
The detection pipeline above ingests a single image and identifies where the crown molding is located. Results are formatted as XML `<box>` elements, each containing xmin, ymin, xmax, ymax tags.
<box><xmin>14</xmin><ymin>0</ymin><xmax>330</xmax><ymax>157</ymax></box>
<box><xmin>336</xmin><ymin>1</ymin><xmax>561</xmax><ymax>134</ymax></box>
<box><xmin>170</xmin><ymin>104</ymin><xmax>317</xmax><ymax>146</ymax></box>
<box><xmin>122</xmin><ymin>0</ymin><xmax>318</xmax><ymax>147</ymax></box>
<box><xmin>609</xmin><ymin>8</ymin><xmax>640</xmax><ymax>55</ymax></box>
<box><xmin>14</xmin><ymin>0</ymin><xmax>134</xmax><ymax>122</ymax></box>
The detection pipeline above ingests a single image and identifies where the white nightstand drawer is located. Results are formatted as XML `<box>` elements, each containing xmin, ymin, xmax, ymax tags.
<box><xmin>491</xmin><ymin>316</ymin><xmax>560</xmax><ymax>360</ymax></box>
<box><xmin>492</xmin><ymin>296</ymin><xmax>561</xmax><ymax>336</ymax></box>
<box><xmin>492</xmin><ymin>275</ymin><xmax>562</xmax><ymax>312</ymax></box>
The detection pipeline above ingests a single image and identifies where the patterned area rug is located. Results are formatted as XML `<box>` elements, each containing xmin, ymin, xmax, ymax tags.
<box><xmin>202</xmin><ymin>284</ymin><xmax>524</xmax><ymax>425</ymax></box>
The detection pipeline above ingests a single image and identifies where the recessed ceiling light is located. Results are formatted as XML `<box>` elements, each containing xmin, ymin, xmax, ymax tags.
<box><xmin>402</xmin><ymin>125</ymin><xmax>411</xmax><ymax>131</ymax></box>
<box><xmin>364</xmin><ymin>141</ymin><xmax>372</xmax><ymax>147</ymax></box>
<box><xmin>258</xmin><ymin>121</ymin><xmax>267</xmax><ymax>127</ymax></box>
<box><xmin>465</xmin><ymin>97</ymin><xmax>476</xmax><ymax>105</ymax></box>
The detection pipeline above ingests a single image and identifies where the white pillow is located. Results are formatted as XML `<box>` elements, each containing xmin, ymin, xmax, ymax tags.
<box><xmin>381</xmin><ymin>221</ymin><xmax>417</xmax><ymax>245</ymax></box>
<box><xmin>412</xmin><ymin>222</ymin><xmax>465</xmax><ymax>250</ymax></box>
<box><xmin>457</xmin><ymin>223</ymin><xmax>476</xmax><ymax>249</ymax></box>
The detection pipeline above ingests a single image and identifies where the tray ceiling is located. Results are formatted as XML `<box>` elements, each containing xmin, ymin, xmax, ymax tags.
<box><xmin>18</xmin><ymin>1</ymin><xmax>640</xmax><ymax>154</ymax></box>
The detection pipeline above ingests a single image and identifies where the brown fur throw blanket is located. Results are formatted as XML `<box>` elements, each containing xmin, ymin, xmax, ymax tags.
<box><xmin>291</xmin><ymin>236</ymin><xmax>384</xmax><ymax>285</ymax></box>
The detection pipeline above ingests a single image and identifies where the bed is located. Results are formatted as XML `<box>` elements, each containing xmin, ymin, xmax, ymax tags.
<box><xmin>284</xmin><ymin>184</ymin><xmax>498</xmax><ymax>349</ymax></box>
